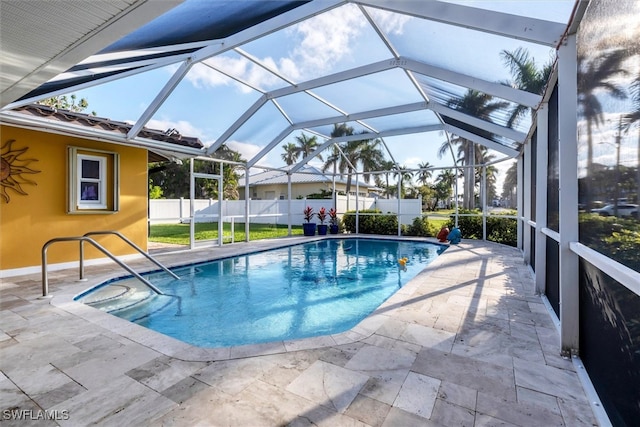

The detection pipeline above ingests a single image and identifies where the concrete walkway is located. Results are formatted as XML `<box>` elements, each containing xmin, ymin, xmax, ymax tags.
<box><xmin>0</xmin><ymin>237</ymin><xmax>598</xmax><ymax>426</ymax></box>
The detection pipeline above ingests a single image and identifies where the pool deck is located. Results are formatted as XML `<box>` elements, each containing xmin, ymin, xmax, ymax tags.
<box><xmin>0</xmin><ymin>237</ymin><xmax>599</xmax><ymax>426</ymax></box>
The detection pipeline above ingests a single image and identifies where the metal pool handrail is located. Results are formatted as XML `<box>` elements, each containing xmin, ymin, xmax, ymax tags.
<box><xmin>41</xmin><ymin>236</ymin><xmax>163</xmax><ymax>297</ymax></box>
<box><xmin>82</xmin><ymin>231</ymin><xmax>179</xmax><ymax>281</ymax></box>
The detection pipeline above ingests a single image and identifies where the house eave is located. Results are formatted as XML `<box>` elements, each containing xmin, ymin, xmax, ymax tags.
<box><xmin>0</xmin><ymin>110</ymin><xmax>205</xmax><ymax>159</ymax></box>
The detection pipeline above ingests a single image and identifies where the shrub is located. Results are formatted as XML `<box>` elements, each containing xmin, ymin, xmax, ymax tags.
<box><xmin>446</xmin><ymin>209</ymin><xmax>517</xmax><ymax>247</ymax></box>
<box><xmin>306</xmin><ymin>189</ymin><xmax>333</xmax><ymax>199</ymax></box>
<box><xmin>603</xmin><ymin>229</ymin><xmax>640</xmax><ymax>271</ymax></box>
<box><xmin>303</xmin><ymin>206</ymin><xmax>314</xmax><ymax>222</ymax></box>
<box><xmin>405</xmin><ymin>216</ymin><xmax>439</xmax><ymax>237</ymax></box>
<box><xmin>316</xmin><ymin>207</ymin><xmax>327</xmax><ymax>224</ymax></box>
<box><xmin>447</xmin><ymin>210</ymin><xmax>482</xmax><ymax>238</ymax></box>
<box><xmin>579</xmin><ymin>214</ymin><xmax>640</xmax><ymax>271</ymax></box>
<box><xmin>487</xmin><ymin>216</ymin><xmax>517</xmax><ymax>247</ymax></box>
<box><xmin>343</xmin><ymin>209</ymin><xmax>400</xmax><ymax>235</ymax></box>
<box><xmin>328</xmin><ymin>208</ymin><xmax>338</xmax><ymax>225</ymax></box>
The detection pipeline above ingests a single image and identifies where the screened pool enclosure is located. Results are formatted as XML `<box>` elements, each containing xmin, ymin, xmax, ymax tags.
<box><xmin>1</xmin><ymin>0</ymin><xmax>639</xmax><ymax>424</ymax></box>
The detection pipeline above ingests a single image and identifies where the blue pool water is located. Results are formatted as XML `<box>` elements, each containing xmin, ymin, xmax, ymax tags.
<box><xmin>77</xmin><ymin>238</ymin><xmax>445</xmax><ymax>348</ymax></box>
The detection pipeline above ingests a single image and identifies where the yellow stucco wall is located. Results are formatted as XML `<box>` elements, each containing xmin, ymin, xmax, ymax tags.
<box><xmin>0</xmin><ymin>125</ymin><xmax>148</xmax><ymax>271</ymax></box>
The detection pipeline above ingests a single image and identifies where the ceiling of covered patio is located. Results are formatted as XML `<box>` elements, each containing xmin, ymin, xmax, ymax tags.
<box><xmin>0</xmin><ymin>0</ymin><xmax>580</xmax><ymax>170</ymax></box>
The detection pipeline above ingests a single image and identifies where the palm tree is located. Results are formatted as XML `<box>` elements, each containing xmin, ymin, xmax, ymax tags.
<box><xmin>474</xmin><ymin>148</ymin><xmax>497</xmax><ymax>207</ymax></box>
<box><xmin>341</xmin><ymin>137</ymin><xmax>385</xmax><ymax>195</ymax></box>
<box><xmin>358</xmin><ymin>140</ymin><xmax>385</xmax><ymax>185</ymax></box>
<box><xmin>438</xmin><ymin>89</ymin><xmax>508</xmax><ymax>209</ymax></box>
<box><xmin>392</xmin><ymin>166</ymin><xmax>414</xmax><ymax>198</ymax></box>
<box><xmin>502</xmin><ymin>162</ymin><xmax>518</xmax><ymax>208</ymax></box>
<box><xmin>378</xmin><ymin>159</ymin><xmax>396</xmax><ymax>198</ymax></box>
<box><xmin>500</xmin><ymin>47</ymin><xmax>553</xmax><ymax>127</ymax></box>
<box><xmin>294</xmin><ymin>133</ymin><xmax>322</xmax><ymax>161</ymax></box>
<box><xmin>438</xmin><ymin>137</ymin><xmax>472</xmax><ymax>209</ymax></box>
<box><xmin>322</xmin><ymin>123</ymin><xmax>354</xmax><ymax>178</ymax></box>
<box><xmin>330</xmin><ymin>123</ymin><xmax>353</xmax><ymax>140</ymax></box>
<box><xmin>281</xmin><ymin>142</ymin><xmax>298</xmax><ymax>166</ymax></box>
<box><xmin>221</xmin><ymin>150</ymin><xmax>243</xmax><ymax>200</ymax></box>
<box><xmin>578</xmin><ymin>49</ymin><xmax>628</xmax><ymax>208</ymax></box>
<box><xmin>436</xmin><ymin>169</ymin><xmax>456</xmax><ymax>208</ymax></box>
<box><xmin>322</xmin><ymin>124</ymin><xmax>384</xmax><ymax>195</ymax></box>
<box><xmin>212</xmin><ymin>144</ymin><xmax>245</xmax><ymax>200</ymax></box>
<box><xmin>622</xmin><ymin>74</ymin><xmax>640</xmax><ymax>202</ymax></box>
<box><xmin>416</xmin><ymin>161</ymin><xmax>433</xmax><ymax>186</ymax></box>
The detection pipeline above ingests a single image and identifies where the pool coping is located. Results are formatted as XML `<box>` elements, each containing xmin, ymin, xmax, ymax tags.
<box><xmin>51</xmin><ymin>235</ymin><xmax>450</xmax><ymax>362</ymax></box>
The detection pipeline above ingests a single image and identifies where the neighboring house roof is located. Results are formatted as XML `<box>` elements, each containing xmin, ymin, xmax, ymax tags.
<box><xmin>240</xmin><ymin>165</ymin><xmax>375</xmax><ymax>189</ymax></box>
<box><xmin>5</xmin><ymin>104</ymin><xmax>204</xmax><ymax>162</ymax></box>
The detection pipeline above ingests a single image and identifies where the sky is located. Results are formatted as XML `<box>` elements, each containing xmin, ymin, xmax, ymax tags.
<box><xmin>71</xmin><ymin>0</ymin><xmax>578</xmax><ymax>192</ymax></box>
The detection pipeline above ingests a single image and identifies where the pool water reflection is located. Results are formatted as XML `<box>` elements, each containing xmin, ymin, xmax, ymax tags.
<box><xmin>77</xmin><ymin>238</ymin><xmax>445</xmax><ymax>348</ymax></box>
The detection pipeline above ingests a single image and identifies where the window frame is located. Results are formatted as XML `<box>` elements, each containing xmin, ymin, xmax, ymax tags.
<box><xmin>68</xmin><ymin>146</ymin><xmax>119</xmax><ymax>213</ymax></box>
<box><xmin>77</xmin><ymin>154</ymin><xmax>106</xmax><ymax>209</ymax></box>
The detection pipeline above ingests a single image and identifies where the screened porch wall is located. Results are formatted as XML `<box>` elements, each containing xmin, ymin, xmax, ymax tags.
<box><xmin>522</xmin><ymin>0</ymin><xmax>640</xmax><ymax>423</ymax></box>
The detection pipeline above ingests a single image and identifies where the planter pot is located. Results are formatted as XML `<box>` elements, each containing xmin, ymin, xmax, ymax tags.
<box><xmin>303</xmin><ymin>223</ymin><xmax>317</xmax><ymax>236</ymax></box>
<box><xmin>329</xmin><ymin>224</ymin><xmax>339</xmax><ymax>234</ymax></box>
<box><xmin>317</xmin><ymin>224</ymin><xmax>328</xmax><ymax>235</ymax></box>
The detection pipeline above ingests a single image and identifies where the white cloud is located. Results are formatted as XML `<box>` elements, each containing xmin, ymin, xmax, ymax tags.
<box><xmin>186</xmin><ymin>61</ymin><xmax>236</xmax><ymax>90</ymax></box>
<box><xmin>402</xmin><ymin>156</ymin><xmax>422</xmax><ymax>168</ymax></box>
<box><xmin>225</xmin><ymin>140</ymin><xmax>265</xmax><ymax>164</ymax></box>
<box><xmin>367</xmin><ymin>8</ymin><xmax>411</xmax><ymax>36</ymax></box>
<box><xmin>178</xmin><ymin>4</ymin><xmax>370</xmax><ymax>92</ymax></box>
<box><xmin>196</xmin><ymin>56</ymin><xmax>285</xmax><ymax>93</ymax></box>
<box><xmin>278</xmin><ymin>57</ymin><xmax>299</xmax><ymax>81</ymax></box>
<box><xmin>287</xmin><ymin>5</ymin><xmax>366</xmax><ymax>78</ymax></box>
<box><xmin>146</xmin><ymin>118</ymin><xmax>204</xmax><ymax>140</ymax></box>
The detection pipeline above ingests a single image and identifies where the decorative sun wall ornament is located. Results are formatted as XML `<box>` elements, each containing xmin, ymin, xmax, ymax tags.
<box><xmin>1</xmin><ymin>139</ymin><xmax>41</xmax><ymax>203</ymax></box>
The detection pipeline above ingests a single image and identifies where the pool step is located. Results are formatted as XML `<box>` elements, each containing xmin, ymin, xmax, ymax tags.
<box><xmin>114</xmin><ymin>294</ymin><xmax>179</xmax><ymax>322</ymax></box>
<box><xmin>80</xmin><ymin>282</ymin><xmax>154</xmax><ymax>312</ymax></box>
<box><xmin>78</xmin><ymin>281</ymin><xmax>178</xmax><ymax>320</ymax></box>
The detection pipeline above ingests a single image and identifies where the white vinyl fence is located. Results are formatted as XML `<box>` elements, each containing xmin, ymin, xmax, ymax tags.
<box><xmin>149</xmin><ymin>195</ymin><xmax>421</xmax><ymax>226</ymax></box>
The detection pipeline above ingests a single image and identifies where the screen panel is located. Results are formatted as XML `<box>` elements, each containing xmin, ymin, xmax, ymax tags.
<box><xmin>579</xmin><ymin>259</ymin><xmax>640</xmax><ymax>425</ymax></box>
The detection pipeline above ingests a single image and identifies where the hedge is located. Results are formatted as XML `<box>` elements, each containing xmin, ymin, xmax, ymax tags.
<box><xmin>342</xmin><ymin>210</ymin><xmax>400</xmax><ymax>235</ymax></box>
<box><xmin>447</xmin><ymin>209</ymin><xmax>517</xmax><ymax>247</ymax></box>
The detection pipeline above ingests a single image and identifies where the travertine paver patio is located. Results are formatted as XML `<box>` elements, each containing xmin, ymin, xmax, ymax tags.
<box><xmin>0</xmin><ymin>237</ymin><xmax>599</xmax><ymax>426</ymax></box>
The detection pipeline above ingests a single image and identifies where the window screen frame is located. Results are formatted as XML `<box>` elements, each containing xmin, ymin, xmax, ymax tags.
<box><xmin>67</xmin><ymin>146</ymin><xmax>120</xmax><ymax>213</ymax></box>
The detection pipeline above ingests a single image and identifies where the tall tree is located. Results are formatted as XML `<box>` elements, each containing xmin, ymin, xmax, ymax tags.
<box><xmin>341</xmin><ymin>137</ymin><xmax>385</xmax><ymax>195</ymax></box>
<box><xmin>500</xmin><ymin>47</ymin><xmax>553</xmax><ymax>127</ymax></box>
<box><xmin>322</xmin><ymin>123</ymin><xmax>354</xmax><ymax>179</ymax></box>
<box><xmin>294</xmin><ymin>133</ymin><xmax>322</xmax><ymax>161</ymax></box>
<box><xmin>622</xmin><ymin>73</ymin><xmax>640</xmax><ymax>203</ymax></box>
<box><xmin>281</xmin><ymin>142</ymin><xmax>298</xmax><ymax>166</ymax></box>
<box><xmin>37</xmin><ymin>94</ymin><xmax>96</xmax><ymax>115</ymax></box>
<box><xmin>416</xmin><ymin>161</ymin><xmax>433</xmax><ymax>186</ymax></box>
<box><xmin>433</xmin><ymin>180</ymin><xmax>452</xmax><ymax>210</ymax></box>
<box><xmin>438</xmin><ymin>90</ymin><xmax>507</xmax><ymax>209</ymax></box>
<box><xmin>392</xmin><ymin>166</ymin><xmax>414</xmax><ymax>198</ymax></box>
<box><xmin>359</xmin><ymin>140</ymin><xmax>385</xmax><ymax>185</ymax></box>
<box><xmin>214</xmin><ymin>145</ymin><xmax>245</xmax><ymax>200</ymax></box>
<box><xmin>502</xmin><ymin>162</ymin><xmax>518</xmax><ymax>208</ymax></box>
<box><xmin>474</xmin><ymin>148</ymin><xmax>498</xmax><ymax>207</ymax></box>
<box><xmin>436</xmin><ymin>169</ymin><xmax>456</xmax><ymax>208</ymax></box>
<box><xmin>578</xmin><ymin>49</ymin><xmax>628</xmax><ymax>208</ymax></box>
<box><xmin>322</xmin><ymin>124</ymin><xmax>384</xmax><ymax>195</ymax></box>
<box><xmin>378</xmin><ymin>159</ymin><xmax>397</xmax><ymax>199</ymax></box>
<box><xmin>438</xmin><ymin>137</ymin><xmax>471</xmax><ymax>209</ymax></box>
<box><xmin>150</xmin><ymin>145</ymin><xmax>245</xmax><ymax>200</ymax></box>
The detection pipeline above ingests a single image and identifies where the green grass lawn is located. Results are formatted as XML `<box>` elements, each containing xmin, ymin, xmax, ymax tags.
<box><xmin>424</xmin><ymin>210</ymin><xmax>454</xmax><ymax>229</ymax></box>
<box><xmin>149</xmin><ymin>222</ymin><xmax>303</xmax><ymax>245</ymax></box>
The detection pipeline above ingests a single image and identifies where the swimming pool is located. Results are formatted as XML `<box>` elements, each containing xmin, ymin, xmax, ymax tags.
<box><xmin>76</xmin><ymin>238</ymin><xmax>445</xmax><ymax>348</ymax></box>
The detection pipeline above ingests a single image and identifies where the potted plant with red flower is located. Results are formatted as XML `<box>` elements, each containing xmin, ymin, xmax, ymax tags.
<box><xmin>302</xmin><ymin>206</ymin><xmax>316</xmax><ymax>236</ymax></box>
<box><xmin>328</xmin><ymin>208</ymin><xmax>340</xmax><ymax>234</ymax></box>
<box><xmin>316</xmin><ymin>207</ymin><xmax>328</xmax><ymax>235</ymax></box>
